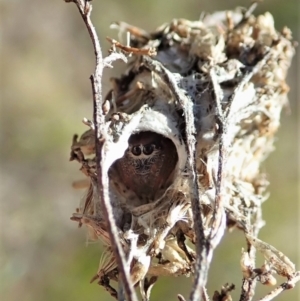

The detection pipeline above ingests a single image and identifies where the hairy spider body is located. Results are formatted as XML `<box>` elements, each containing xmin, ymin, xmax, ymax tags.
<box><xmin>114</xmin><ymin>131</ymin><xmax>178</xmax><ymax>201</ymax></box>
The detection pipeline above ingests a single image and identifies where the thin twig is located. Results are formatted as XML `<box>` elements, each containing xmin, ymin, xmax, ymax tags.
<box><xmin>254</xmin><ymin>271</ymin><xmax>300</xmax><ymax>301</ymax></box>
<box><xmin>209</xmin><ymin>68</ymin><xmax>226</xmax><ymax>244</ymax></box>
<box><xmin>141</xmin><ymin>56</ymin><xmax>208</xmax><ymax>301</ymax></box>
<box><xmin>209</xmin><ymin>48</ymin><xmax>273</xmax><ymax>301</ymax></box>
<box><xmin>202</xmin><ymin>286</ymin><xmax>211</xmax><ymax>301</ymax></box>
<box><xmin>65</xmin><ymin>1</ymin><xmax>137</xmax><ymax>300</ymax></box>
<box><xmin>238</xmin><ymin>209</ymin><xmax>264</xmax><ymax>301</ymax></box>
<box><xmin>107</xmin><ymin>37</ymin><xmax>157</xmax><ymax>56</ymax></box>
<box><xmin>178</xmin><ymin>294</ymin><xmax>187</xmax><ymax>301</ymax></box>
<box><xmin>239</xmin><ymin>277</ymin><xmax>257</xmax><ymax>301</ymax></box>
<box><xmin>225</xmin><ymin>50</ymin><xmax>272</xmax><ymax>301</ymax></box>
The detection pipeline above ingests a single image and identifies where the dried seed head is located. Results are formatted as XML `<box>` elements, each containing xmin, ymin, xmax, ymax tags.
<box><xmin>71</xmin><ymin>129</ymin><xmax>95</xmax><ymax>156</ymax></box>
<box><xmin>69</xmin><ymin>6</ymin><xmax>296</xmax><ymax>298</ymax></box>
<box><xmin>102</xmin><ymin>99</ymin><xmax>111</xmax><ymax>115</ymax></box>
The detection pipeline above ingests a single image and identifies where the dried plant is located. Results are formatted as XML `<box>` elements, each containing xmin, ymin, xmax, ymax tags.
<box><xmin>64</xmin><ymin>1</ymin><xmax>299</xmax><ymax>300</ymax></box>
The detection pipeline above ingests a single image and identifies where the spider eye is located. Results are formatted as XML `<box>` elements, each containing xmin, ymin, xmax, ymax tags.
<box><xmin>131</xmin><ymin>146</ymin><xmax>142</xmax><ymax>156</ymax></box>
<box><xmin>143</xmin><ymin>144</ymin><xmax>155</xmax><ymax>155</ymax></box>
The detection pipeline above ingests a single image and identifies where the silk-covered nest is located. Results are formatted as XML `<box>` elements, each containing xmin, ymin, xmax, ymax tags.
<box><xmin>69</xmin><ymin>8</ymin><xmax>296</xmax><ymax>300</ymax></box>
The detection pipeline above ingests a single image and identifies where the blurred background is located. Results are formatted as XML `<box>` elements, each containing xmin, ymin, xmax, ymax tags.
<box><xmin>1</xmin><ymin>0</ymin><xmax>299</xmax><ymax>300</ymax></box>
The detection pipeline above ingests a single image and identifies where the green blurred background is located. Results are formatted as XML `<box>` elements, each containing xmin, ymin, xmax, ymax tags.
<box><xmin>1</xmin><ymin>0</ymin><xmax>299</xmax><ymax>300</ymax></box>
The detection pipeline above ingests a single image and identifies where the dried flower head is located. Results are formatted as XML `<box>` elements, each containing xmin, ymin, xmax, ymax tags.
<box><xmin>66</xmin><ymin>1</ymin><xmax>298</xmax><ymax>300</ymax></box>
